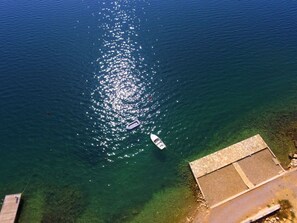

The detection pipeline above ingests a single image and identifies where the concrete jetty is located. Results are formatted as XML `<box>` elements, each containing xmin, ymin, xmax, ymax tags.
<box><xmin>189</xmin><ymin>134</ymin><xmax>284</xmax><ymax>207</ymax></box>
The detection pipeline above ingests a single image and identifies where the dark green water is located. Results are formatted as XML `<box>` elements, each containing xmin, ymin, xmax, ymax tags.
<box><xmin>1</xmin><ymin>0</ymin><xmax>297</xmax><ymax>222</ymax></box>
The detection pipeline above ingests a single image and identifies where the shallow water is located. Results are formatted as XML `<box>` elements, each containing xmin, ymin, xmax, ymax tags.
<box><xmin>1</xmin><ymin>0</ymin><xmax>297</xmax><ymax>222</ymax></box>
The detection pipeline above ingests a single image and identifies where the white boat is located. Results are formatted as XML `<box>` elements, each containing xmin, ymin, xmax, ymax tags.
<box><xmin>126</xmin><ymin>119</ymin><xmax>141</xmax><ymax>130</ymax></box>
<box><xmin>150</xmin><ymin>133</ymin><xmax>166</xmax><ymax>150</ymax></box>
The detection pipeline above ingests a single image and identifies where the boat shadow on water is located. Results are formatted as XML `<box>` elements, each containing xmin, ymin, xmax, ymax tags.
<box><xmin>152</xmin><ymin>148</ymin><xmax>167</xmax><ymax>162</ymax></box>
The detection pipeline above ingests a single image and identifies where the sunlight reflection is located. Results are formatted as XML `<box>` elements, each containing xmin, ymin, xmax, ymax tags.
<box><xmin>85</xmin><ymin>0</ymin><xmax>159</xmax><ymax>163</ymax></box>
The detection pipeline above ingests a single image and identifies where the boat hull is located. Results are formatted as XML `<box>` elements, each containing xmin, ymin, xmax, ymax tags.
<box><xmin>150</xmin><ymin>133</ymin><xmax>166</xmax><ymax>150</ymax></box>
<box><xmin>126</xmin><ymin>119</ymin><xmax>140</xmax><ymax>130</ymax></box>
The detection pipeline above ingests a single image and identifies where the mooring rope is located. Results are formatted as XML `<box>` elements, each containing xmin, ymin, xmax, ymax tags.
<box><xmin>22</xmin><ymin>172</ymin><xmax>34</xmax><ymax>194</ymax></box>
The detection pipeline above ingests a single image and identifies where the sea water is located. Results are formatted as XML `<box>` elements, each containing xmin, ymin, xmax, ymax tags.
<box><xmin>0</xmin><ymin>0</ymin><xmax>297</xmax><ymax>222</ymax></box>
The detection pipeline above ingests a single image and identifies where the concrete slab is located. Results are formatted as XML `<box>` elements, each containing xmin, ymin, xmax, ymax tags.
<box><xmin>190</xmin><ymin>134</ymin><xmax>268</xmax><ymax>178</ymax></box>
<box><xmin>189</xmin><ymin>134</ymin><xmax>283</xmax><ymax>208</ymax></box>
<box><xmin>198</xmin><ymin>164</ymin><xmax>248</xmax><ymax>206</ymax></box>
<box><xmin>237</xmin><ymin>149</ymin><xmax>284</xmax><ymax>185</ymax></box>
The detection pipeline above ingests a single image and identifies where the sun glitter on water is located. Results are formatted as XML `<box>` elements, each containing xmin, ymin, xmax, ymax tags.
<box><xmin>84</xmin><ymin>0</ymin><xmax>160</xmax><ymax>164</ymax></box>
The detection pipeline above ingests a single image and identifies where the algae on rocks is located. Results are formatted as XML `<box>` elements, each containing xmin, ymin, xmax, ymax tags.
<box><xmin>41</xmin><ymin>185</ymin><xmax>87</xmax><ymax>223</ymax></box>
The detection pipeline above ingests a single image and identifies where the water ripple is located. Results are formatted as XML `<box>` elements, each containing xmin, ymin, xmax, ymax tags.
<box><xmin>83</xmin><ymin>0</ymin><xmax>159</xmax><ymax>163</ymax></box>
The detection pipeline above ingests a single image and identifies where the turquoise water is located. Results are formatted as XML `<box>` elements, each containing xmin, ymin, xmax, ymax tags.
<box><xmin>1</xmin><ymin>0</ymin><xmax>297</xmax><ymax>222</ymax></box>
